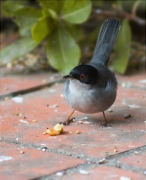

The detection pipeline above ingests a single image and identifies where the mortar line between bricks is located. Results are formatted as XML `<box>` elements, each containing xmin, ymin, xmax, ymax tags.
<box><xmin>31</xmin><ymin>150</ymin><xmax>146</xmax><ymax>180</ymax></box>
<box><xmin>1</xmin><ymin>137</ymin><xmax>146</xmax><ymax>178</ymax></box>
<box><xmin>1</xmin><ymin>137</ymin><xmax>146</xmax><ymax>161</ymax></box>
<box><xmin>31</xmin><ymin>154</ymin><xmax>146</xmax><ymax>180</ymax></box>
<box><xmin>1</xmin><ymin>137</ymin><xmax>146</xmax><ymax>160</ymax></box>
<box><xmin>0</xmin><ymin>79</ymin><xmax>63</xmax><ymax>101</ymax></box>
<box><xmin>31</xmin><ymin>163</ymin><xmax>146</xmax><ymax>180</ymax></box>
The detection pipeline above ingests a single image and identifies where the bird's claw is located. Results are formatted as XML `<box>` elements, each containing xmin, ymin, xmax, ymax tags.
<box><xmin>60</xmin><ymin>117</ymin><xmax>75</xmax><ymax>126</ymax></box>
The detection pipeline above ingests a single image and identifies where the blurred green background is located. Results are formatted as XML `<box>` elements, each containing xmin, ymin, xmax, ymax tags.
<box><xmin>0</xmin><ymin>0</ymin><xmax>145</xmax><ymax>75</ymax></box>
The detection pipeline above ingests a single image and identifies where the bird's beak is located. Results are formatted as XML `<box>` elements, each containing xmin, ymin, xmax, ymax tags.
<box><xmin>63</xmin><ymin>75</ymin><xmax>74</xmax><ymax>80</ymax></box>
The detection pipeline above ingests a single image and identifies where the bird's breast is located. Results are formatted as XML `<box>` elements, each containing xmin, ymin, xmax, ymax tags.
<box><xmin>63</xmin><ymin>79</ymin><xmax>117</xmax><ymax>114</ymax></box>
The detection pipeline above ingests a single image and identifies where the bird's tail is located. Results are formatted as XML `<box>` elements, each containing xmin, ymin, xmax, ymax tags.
<box><xmin>90</xmin><ymin>18</ymin><xmax>121</xmax><ymax>66</ymax></box>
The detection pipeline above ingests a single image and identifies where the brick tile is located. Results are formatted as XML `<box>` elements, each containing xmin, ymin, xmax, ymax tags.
<box><xmin>0</xmin><ymin>142</ymin><xmax>85</xmax><ymax>180</ymax></box>
<box><xmin>116</xmin><ymin>68</ymin><xmax>146</xmax><ymax>89</ymax></box>
<box><xmin>1</xmin><ymin>83</ymin><xmax>146</xmax><ymax>159</ymax></box>
<box><xmin>120</xmin><ymin>153</ymin><xmax>146</xmax><ymax>169</ymax></box>
<box><xmin>61</xmin><ymin>166</ymin><xmax>146</xmax><ymax>180</ymax></box>
<box><xmin>0</xmin><ymin>72</ymin><xmax>61</xmax><ymax>96</ymax></box>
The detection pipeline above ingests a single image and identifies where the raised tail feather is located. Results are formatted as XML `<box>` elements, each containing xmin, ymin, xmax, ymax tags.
<box><xmin>90</xmin><ymin>18</ymin><xmax>121</xmax><ymax>66</ymax></box>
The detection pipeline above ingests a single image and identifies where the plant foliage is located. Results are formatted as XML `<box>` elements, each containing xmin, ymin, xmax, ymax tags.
<box><xmin>1</xmin><ymin>0</ymin><xmax>91</xmax><ymax>74</ymax></box>
<box><xmin>1</xmin><ymin>0</ymin><xmax>142</xmax><ymax>74</ymax></box>
<box><xmin>111</xmin><ymin>19</ymin><xmax>131</xmax><ymax>74</ymax></box>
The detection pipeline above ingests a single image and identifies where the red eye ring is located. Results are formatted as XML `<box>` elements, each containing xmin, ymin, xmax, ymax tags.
<box><xmin>80</xmin><ymin>74</ymin><xmax>86</xmax><ymax>80</ymax></box>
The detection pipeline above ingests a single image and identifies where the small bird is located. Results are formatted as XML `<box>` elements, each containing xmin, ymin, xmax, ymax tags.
<box><xmin>63</xmin><ymin>18</ymin><xmax>121</xmax><ymax>126</ymax></box>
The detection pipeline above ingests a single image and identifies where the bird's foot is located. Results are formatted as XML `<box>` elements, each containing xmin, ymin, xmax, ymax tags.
<box><xmin>100</xmin><ymin>123</ymin><xmax>111</xmax><ymax>128</ymax></box>
<box><xmin>100</xmin><ymin>122</ymin><xmax>107</xmax><ymax>128</ymax></box>
<box><xmin>60</xmin><ymin>117</ymin><xmax>75</xmax><ymax>126</ymax></box>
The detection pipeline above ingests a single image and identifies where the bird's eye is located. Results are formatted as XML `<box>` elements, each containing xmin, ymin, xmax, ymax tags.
<box><xmin>80</xmin><ymin>74</ymin><xmax>86</xmax><ymax>80</ymax></box>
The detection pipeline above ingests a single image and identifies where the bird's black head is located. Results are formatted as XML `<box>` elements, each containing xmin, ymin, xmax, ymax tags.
<box><xmin>63</xmin><ymin>64</ymin><xmax>98</xmax><ymax>85</ymax></box>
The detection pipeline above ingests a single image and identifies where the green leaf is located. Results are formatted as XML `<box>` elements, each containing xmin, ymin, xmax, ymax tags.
<box><xmin>0</xmin><ymin>37</ymin><xmax>39</xmax><ymax>64</ymax></box>
<box><xmin>66</xmin><ymin>24</ymin><xmax>82</xmax><ymax>41</ymax></box>
<box><xmin>38</xmin><ymin>0</ymin><xmax>68</xmax><ymax>15</ymax></box>
<box><xmin>111</xmin><ymin>19</ymin><xmax>131</xmax><ymax>74</ymax></box>
<box><xmin>48</xmin><ymin>9</ymin><xmax>58</xmax><ymax>19</ymax></box>
<box><xmin>32</xmin><ymin>16</ymin><xmax>53</xmax><ymax>42</ymax></box>
<box><xmin>61</xmin><ymin>0</ymin><xmax>91</xmax><ymax>24</ymax></box>
<box><xmin>46</xmin><ymin>27</ymin><xmax>81</xmax><ymax>74</ymax></box>
<box><xmin>14</xmin><ymin>7</ymin><xmax>42</xmax><ymax>28</ymax></box>
<box><xmin>13</xmin><ymin>7</ymin><xmax>42</xmax><ymax>37</ymax></box>
<box><xmin>19</xmin><ymin>27</ymin><xmax>32</xmax><ymax>37</ymax></box>
<box><xmin>38</xmin><ymin>0</ymin><xmax>58</xmax><ymax>12</ymax></box>
<box><xmin>38</xmin><ymin>0</ymin><xmax>59</xmax><ymax>16</ymax></box>
<box><xmin>2</xmin><ymin>0</ymin><xmax>24</xmax><ymax>16</ymax></box>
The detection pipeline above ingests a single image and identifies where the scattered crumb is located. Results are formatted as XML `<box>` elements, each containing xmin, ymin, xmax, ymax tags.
<box><xmin>107</xmin><ymin>108</ymin><xmax>113</xmax><ymax>112</ymax></box>
<box><xmin>48</xmin><ymin>89</ymin><xmax>56</xmax><ymax>93</ymax></box>
<box><xmin>32</xmin><ymin>120</ymin><xmax>38</xmax><ymax>122</ymax></box>
<box><xmin>12</xmin><ymin>97</ymin><xmax>23</xmax><ymax>103</ymax></box>
<box><xmin>78</xmin><ymin>117</ymin><xmax>88</xmax><ymax>121</ymax></box>
<box><xmin>43</xmin><ymin>124</ymin><xmax>64</xmax><ymax>136</ymax></box>
<box><xmin>41</xmin><ymin>147</ymin><xmax>47</xmax><ymax>151</ymax></box>
<box><xmin>14</xmin><ymin>113</ymin><xmax>25</xmax><ymax>117</ymax></box>
<box><xmin>114</xmin><ymin>149</ymin><xmax>118</xmax><ymax>153</ymax></box>
<box><xmin>69</xmin><ymin>131</ymin><xmax>72</xmax><ymax>134</ymax></box>
<box><xmin>20</xmin><ymin>151</ymin><xmax>24</xmax><ymax>154</ymax></box>
<box><xmin>78</xmin><ymin>121</ymin><xmax>83</xmax><ymax>124</ymax></box>
<box><xmin>82</xmin><ymin>120</ymin><xmax>91</xmax><ymax>124</ymax></box>
<box><xmin>4</xmin><ymin>87</ymin><xmax>8</xmax><ymax>90</ymax></box>
<box><xmin>4</xmin><ymin>97</ymin><xmax>10</xmax><ymax>100</ymax></box>
<box><xmin>127</xmin><ymin>104</ymin><xmax>140</xmax><ymax>108</ymax></box>
<box><xmin>41</xmin><ymin>144</ymin><xmax>46</xmax><ymax>146</ymax></box>
<box><xmin>20</xmin><ymin>119</ymin><xmax>29</xmax><ymax>124</ymax></box>
<box><xmin>42</xmin><ymin>79</ymin><xmax>47</xmax><ymax>83</ymax></box>
<box><xmin>60</xmin><ymin>94</ymin><xmax>64</xmax><ymax>97</ymax></box>
<box><xmin>98</xmin><ymin>158</ymin><xmax>107</xmax><ymax>164</ymax></box>
<box><xmin>124</xmin><ymin>114</ymin><xmax>131</xmax><ymax>119</ymax></box>
<box><xmin>55</xmin><ymin>171</ymin><xmax>64</xmax><ymax>176</ymax></box>
<box><xmin>49</xmin><ymin>104</ymin><xmax>58</xmax><ymax>108</ymax></box>
<box><xmin>76</xmin><ymin>130</ymin><xmax>81</xmax><ymax>134</ymax></box>
<box><xmin>113</xmin><ymin>145</ymin><xmax>118</xmax><ymax>153</ymax></box>
<box><xmin>134</xmin><ymin>151</ymin><xmax>138</xmax><ymax>155</ymax></box>
<box><xmin>120</xmin><ymin>176</ymin><xmax>131</xmax><ymax>180</ymax></box>
<box><xmin>79</xmin><ymin>169</ymin><xmax>89</xmax><ymax>175</ymax></box>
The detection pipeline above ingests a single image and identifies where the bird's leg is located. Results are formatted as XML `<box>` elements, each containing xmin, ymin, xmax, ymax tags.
<box><xmin>102</xmin><ymin>111</ymin><xmax>107</xmax><ymax>126</ymax></box>
<box><xmin>63</xmin><ymin>110</ymin><xmax>76</xmax><ymax>125</ymax></box>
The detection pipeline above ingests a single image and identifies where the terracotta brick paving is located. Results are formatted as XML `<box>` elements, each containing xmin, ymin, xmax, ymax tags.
<box><xmin>0</xmin><ymin>142</ymin><xmax>84</xmax><ymax>180</ymax></box>
<box><xmin>61</xmin><ymin>166</ymin><xmax>146</xmax><ymax>180</ymax></box>
<box><xmin>0</xmin><ymin>69</ymin><xmax>146</xmax><ymax>180</ymax></box>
